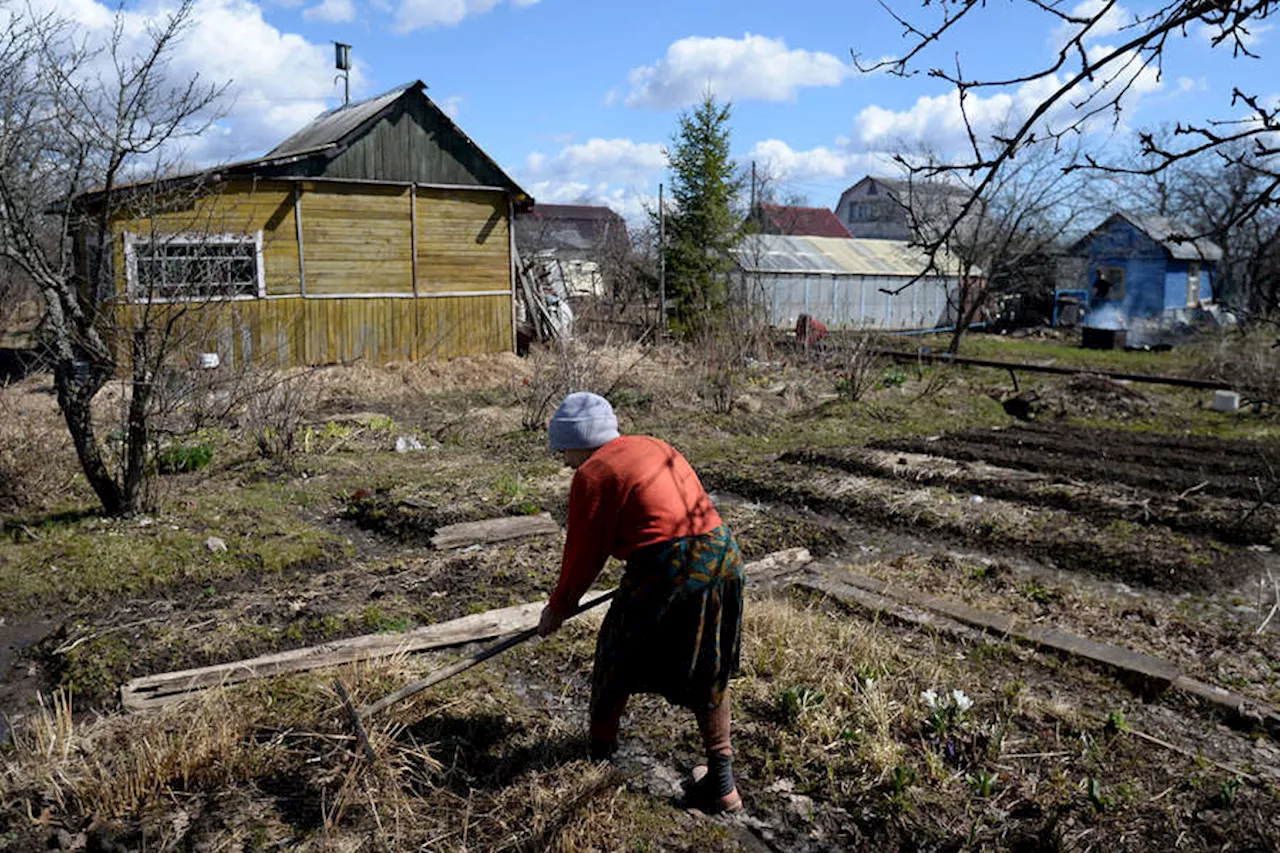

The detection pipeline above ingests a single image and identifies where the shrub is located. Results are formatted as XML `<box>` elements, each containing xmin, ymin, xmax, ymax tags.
<box><xmin>517</xmin><ymin>342</ymin><xmax>606</xmax><ymax>431</ymax></box>
<box><xmin>828</xmin><ymin>333</ymin><xmax>885</xmax><ymax>402</ymax></box>
<box><xmin>241</xmin><ymin>370</ymin><xmax>320</xmax><ymax>461</ymax></box>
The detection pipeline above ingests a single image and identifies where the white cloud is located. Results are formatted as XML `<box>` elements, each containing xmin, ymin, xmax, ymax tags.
<box><xmin>748</xmin><ymin>139</ymin><xmax>898</xmax><ymax>186</ymax></box>
<box><xmin>524</xmin><ymin>138</ymin><xmax>667</xmax><ymax>187</ymax></box>
<box><xmin>1175</xmin><ymin>76</ymin><xmax>1207</xmax><ymax>94</ymax></box>
<box><xmin>438</xmin><ymin>95</ymin><xmax>463</xmax><ymax>119</ymax></box>
<box><xmin>1197</xmin><ymin>19</ymin><xmax>1272</xmax><ymax>48</ymax></box>
<box><xmin>857</xmin><ymin>91</ymin><xmax>1013</xmax><ymax>150</ymax></box>
<box><xmin>391</xmin><ymin>0</ymin><xmax>535</xmax><ymax>33</ymax></box>
<box><xmin>625</xmin><ymin>34</ymin><xmax>851</xmax><ymax>109</ymax></box>
<box><xmin>1050</xmin><ymin>0</ymin><xmax>1132</xmax><ymax>51</ymax></box>
<box><xmin>21</xmin><ymin>0</ymin><xmax>356</xmax><ymax>167</ymax></box>
<box><xmin>519</xmin><ymin>138</ymin><xmax>667</xmax><ymax>221</ymax></box>
<box><xmin>855</xmin><ymin>45</ymin><xmax>1162</xmax><ymax>152</ymax></box>
<box><xmin>303</xmin><ymin>0</ymin><xmax>355</xmax><ymax>22</ymax></box>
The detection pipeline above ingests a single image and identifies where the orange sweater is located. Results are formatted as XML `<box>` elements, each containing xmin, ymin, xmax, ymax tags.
<box><xmin>549</xmin><ymin>435</ymin><xmax>722</xmax><ymax>615</ymax></box>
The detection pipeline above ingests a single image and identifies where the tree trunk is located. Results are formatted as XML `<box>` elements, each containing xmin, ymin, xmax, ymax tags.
<box><xmin>120</xmin><ymin>329</ymin><xmax>153</xmax><ymax>514</ymax></box>
<box><xmin>948</xmin><ymin>283</ymin><xmax>982</xmax><ymax>354</ymax></box>
<box><xmin>54</xmin><ymin>360</ymin><xmax>123</xmax><ymax>515</ymax></box>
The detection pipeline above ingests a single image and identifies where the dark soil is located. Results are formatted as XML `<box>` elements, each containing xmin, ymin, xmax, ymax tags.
<box><xmin>0</xmin><ymin>615</ymin><xmax>54</xmax><ymax>742</ymax></box>
<box><xmin>704</xmin><ymin>461</ymin><xmax>1258</xmax><ymax>593</ymax></box>
<box><xmin>342</xmin><ymin>490</ymin><xmax>489</xmax><ymax>543</ymax></box>
<box><xmin>875</xmin><ymin>422</ymin><xmax>1280</xmax><ymax>502</ymax></box>
<box><xmin>783</xmin><ymin>448</ymin><xmax>1279</xmax><ymax>548</ymax></box>
<box><xmin>873</xmin><ymin>424</ymin><xmax>1280</xmax><ymax>502</ymax></box>
<box><xmin>721</xmin><ymin>507</ymin><xmax>848</xmax><ymax>563</ymax></box>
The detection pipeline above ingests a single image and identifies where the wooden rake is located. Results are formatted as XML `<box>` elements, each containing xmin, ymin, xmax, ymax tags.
<box><xmin>336</xmin><ymin>589</ymin><xmax>617</xmax><ymax>763</ymax></box>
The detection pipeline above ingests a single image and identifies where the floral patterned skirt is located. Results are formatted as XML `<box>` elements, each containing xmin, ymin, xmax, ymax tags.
<box><xmin>590</xmin><ymin>523</ymin><xmax>745</xmax><ymax>714</ymax></box>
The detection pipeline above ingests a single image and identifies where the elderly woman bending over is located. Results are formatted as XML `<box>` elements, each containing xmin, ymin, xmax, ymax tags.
<box><xmin>537</xmin><ymin>392</ymin><xmax>745</xmax><ymax>814</ymax></box>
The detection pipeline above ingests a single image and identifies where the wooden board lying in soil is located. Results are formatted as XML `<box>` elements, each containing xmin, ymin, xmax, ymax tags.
<box><xmin>121</xmin><ymin>599</ymin><xmax>553</xmax><ymax>711</ymax></box>
<box><xmin>430</xmin><ymin>512</ymin><xmax>560</xmax><ymax>549</ymax></box>
<box><xmin>122</xmin><ymin>548</ymin><xmax>815</xmax><ymax>712</ymax></box>
<box><xmin>802</xmin><ymin>566</ymin><xmax>1280</xmax><ymax>738</ymax></box>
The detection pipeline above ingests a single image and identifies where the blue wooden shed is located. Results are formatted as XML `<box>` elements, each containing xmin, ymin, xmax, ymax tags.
<box><xmin>1071</xmin><ymin>212</ymin><xmax>1222</xmax><ymax>318</ymax></box>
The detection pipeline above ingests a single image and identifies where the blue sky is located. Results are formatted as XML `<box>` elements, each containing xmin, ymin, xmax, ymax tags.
<box><xmin>51</xmin><ymin>0</ymin><xmax>1278</xmax><ymax>219</ymax></box>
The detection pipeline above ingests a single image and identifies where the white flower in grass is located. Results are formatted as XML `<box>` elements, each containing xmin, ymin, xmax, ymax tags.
<box><xmin>920</xmin><ymin>689</ymin><xmax>939</xmax><ymax>710</ymax></box>
<box><xmin>952</xmin><ymin>689</ymin><xmax>973</xmax><ymax>713</ymax></box>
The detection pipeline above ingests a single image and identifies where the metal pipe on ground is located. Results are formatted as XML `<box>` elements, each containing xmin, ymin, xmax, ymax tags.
<box><xmin>869</xmin><ymin>348</ymin><xmax>1229</xmax><ymax>391</ymax></box>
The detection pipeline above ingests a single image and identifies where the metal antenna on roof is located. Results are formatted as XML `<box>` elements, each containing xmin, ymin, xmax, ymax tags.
<box><xmin>334</xmin><ymin>42</ymin><xmax>351</xmax><ymax>106</ymax></box>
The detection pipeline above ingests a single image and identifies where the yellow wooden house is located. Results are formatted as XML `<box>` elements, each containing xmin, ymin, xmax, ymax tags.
<box><xmin>79</xmin><ymin>81</ymin><xmax>530</xmax><ymax>368</ymax></box>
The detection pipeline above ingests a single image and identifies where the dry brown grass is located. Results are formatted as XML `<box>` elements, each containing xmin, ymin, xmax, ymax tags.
<box><xmin>1191</xmin><ymin>328</ymin><xmax>1280</xmax><ymax>405</ymax></box>
<box><xmin>0</xmin><ymin>378</ymin><xmax>79</xmax><ymax>514</ymax></box>
<box><xmin>738</xmin><ymin>595</ymin><xmax>947</xmax><ymax>788</ymax></box>
<box><xmin>311</xmin><ymin>352</ymin><xmax>533</xmax><ymax>409</ymax></box>
<box><xmin>3</xmin><ymin>688</ymin><xmax>261</xmax><ymax>821</ymax></box>
<box><xmin>4</xmin><ymin>596</ymin><xmax>911</xmax><ymax>850</ymax></box>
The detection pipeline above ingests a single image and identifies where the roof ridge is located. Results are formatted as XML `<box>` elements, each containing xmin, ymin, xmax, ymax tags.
<box><xmin>309</xmin><ymin>80</ymin><xmax>422</xmax><ymax>122</ymax></box>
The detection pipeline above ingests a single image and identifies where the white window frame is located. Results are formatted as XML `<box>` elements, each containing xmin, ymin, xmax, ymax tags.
<box><xmin>123</xmin><ymin>230</ymin><xmax>266</xmax><ymax>303</ymax></box>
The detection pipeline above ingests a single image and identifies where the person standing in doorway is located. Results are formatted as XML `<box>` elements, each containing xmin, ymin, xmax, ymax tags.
<box><xmin>537</xmin><ymin>392</ymin><xmax>745</xmax><ymax>814</ymax></box>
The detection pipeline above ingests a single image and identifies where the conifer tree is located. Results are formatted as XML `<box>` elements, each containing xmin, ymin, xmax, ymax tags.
<box><xmin>661</xmin><ymin>94</ymin><xmax>743</xmax><ymax>339</ymax></box>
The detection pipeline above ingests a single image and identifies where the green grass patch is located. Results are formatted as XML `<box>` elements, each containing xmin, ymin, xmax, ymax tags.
<box><xmin>948</xmin><ymin>334</ymin><xmax>1201</xmax><ymax>374</ymax></box>
<box><xmin>0</xmin><ymin>482</ymin><xmax>349</xmax><ymax>616</ymax></box>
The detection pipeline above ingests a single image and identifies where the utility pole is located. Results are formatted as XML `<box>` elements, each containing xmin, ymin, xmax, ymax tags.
<box><xmin>658</xmin><ymin>182</ymin><xmax>666</xmax><ymax>336</ymax></box>
<box><xmin>751</xmin><ymin>160</ymin><xmax>757</xmax><ymax>225</ymax></box>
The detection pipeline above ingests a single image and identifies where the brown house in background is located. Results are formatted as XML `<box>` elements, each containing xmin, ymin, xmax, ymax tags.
<box><xmin>72</xmin><ymin>81</ymin><xmax>531</xmax><ymax>369</ymax></box>
<box><xmin>751</xmin><ymin>203</ymin><xmax>852</xmax><ymax>238</ymax></box>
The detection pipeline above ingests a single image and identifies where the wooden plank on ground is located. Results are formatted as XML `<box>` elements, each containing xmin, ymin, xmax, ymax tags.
<box><xmin>802</xmin><ymin>568</ymin><xmax>1280</xmax><ymax>738</ymax></box>
<box><xmin>120</xmin><ymin>599</ymin><xmax>552</xmax><ymax>712</ymax></box>
<box><xmin>430</xmin><ymin>513</ymin><xmax>560</xmax><ymax>550</ymax></box>
<box><xmin>121</xmin><ymin>548</ymin><xmax>808</xmax><ymax>712</ymax></box>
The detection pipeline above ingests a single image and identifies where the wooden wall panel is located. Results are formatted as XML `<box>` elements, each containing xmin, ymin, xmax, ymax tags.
<box><xmin>300</xmin><ymin>184</ymin><xmax>413</xmax><ymax>296</ymax></box>
<box><xmin>106</xmin><ymin>181</ymin><xmax>513</xmax><ymax>369</ymax></box>
<box><xmin>109</xmin><ymin>180</ymin><xmax>301</xmax><ymax>297</ymax></box>
<box><xmin>113</xmin><ymin>293</ymin><xmax>511</xmax><ymax>369</ymax></box>
<box><xmin>416</xmin><ymin>189</ymin><xmax>511</xmax><ymax>293</ymax></box>
<box><xmin>416</xmin><ymin>293</ymin><xmax>512</xmax><ymax>358</ymax></box>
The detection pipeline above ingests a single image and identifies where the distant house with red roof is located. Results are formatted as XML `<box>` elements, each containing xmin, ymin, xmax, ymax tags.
<box><xmin>752</xmin><ymin>203</ymin><xmax>853</xmax><ymax>239</ymax></box>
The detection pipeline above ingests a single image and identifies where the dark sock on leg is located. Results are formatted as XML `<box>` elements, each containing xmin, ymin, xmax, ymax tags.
<box><xmin>589</xmin><ymin>738</ymin><xmax>617</xmax><ymax>762</ymax></box>
<box><xmin>706</xmin><ymin>751</ymin><xmax>735</xmax><ymax>798</ymax></box>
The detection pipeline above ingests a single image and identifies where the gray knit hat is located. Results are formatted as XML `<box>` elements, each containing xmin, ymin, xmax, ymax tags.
<box><xmin>548</xmin><ymin>392</ymin><xmax>620</xmax><ymax>451</ymax></box>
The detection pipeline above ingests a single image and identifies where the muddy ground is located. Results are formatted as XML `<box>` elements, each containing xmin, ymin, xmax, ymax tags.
<box><xmin>2</xmin><ymin>339</ymin><xmax>1279</xmax><ymax>851</ymax></box>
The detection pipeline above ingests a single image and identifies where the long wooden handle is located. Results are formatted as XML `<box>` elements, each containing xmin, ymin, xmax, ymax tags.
<box><xmin>359</xmin><ymin>589</ymin><xmax>617</xmax><ymax>720</ymax></box>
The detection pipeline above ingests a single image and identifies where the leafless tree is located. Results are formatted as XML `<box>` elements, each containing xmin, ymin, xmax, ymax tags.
<box><xmin>1113</xmin><ymin>130</ymin><xmax>1280</xmax><ymax>314</ymax></box>
<box><xmin>0</xmin><ymin>2</ymin><xmax>227</xmax><ymax>515</ymax></box>
<box><xmin>0</xmin><ymin>262</ymin><xmax>36</xmax><ymax>341</ymax></box>
<box><xmin>902</xmin><ymin>137</ymin><xmax>1101</xmax><ymax>351</ymax></box>
<box><xmin>856</xmin><ymin>2</ymin><xmax>1279</xmax><ymax>259</ymax></box>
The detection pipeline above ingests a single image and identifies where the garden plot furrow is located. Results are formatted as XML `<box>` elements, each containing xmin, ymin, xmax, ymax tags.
<box><xmin>878</xmin><ymin>425</ymin><xmax>1274</xmax><ymax>478</ymax></box>
<box><xmin>1008</xmin><ymin>422</ymin><xmax>1280</xmax><ymax>458</ymax></box>
<box><xmin>781</xmin><ymin>448</ymin><xmax>1279</xmax><ymax>548</ymax></box>
<box><xmin>704</xmin><ymin>462</ymin><xmax>1258</xmax><ymax>593</ymax></box>
<box><xmin>873</xmin><ymin>430</ymin><xmax>1272</xmax><ymax>501</ymax></box>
